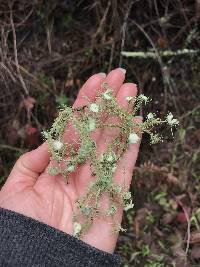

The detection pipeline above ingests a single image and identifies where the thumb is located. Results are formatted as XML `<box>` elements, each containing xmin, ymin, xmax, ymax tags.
<box><xmin>7</xmin><ymin>143</ymin><xmax>50</xmax><ymax>184</ymax></box>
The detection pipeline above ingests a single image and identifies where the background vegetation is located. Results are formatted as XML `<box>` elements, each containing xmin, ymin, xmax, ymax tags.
<box><xmin>0</xmin><ymin>0</ymin><xmax>200</xmax><ymax>266</ymax></box>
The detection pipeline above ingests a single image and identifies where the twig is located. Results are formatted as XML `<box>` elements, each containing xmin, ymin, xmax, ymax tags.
<box><xmin>175</xmin><ymin>197</ymin><xmax>191</xmax><ymax>256</ymax></box>
<box><xmin>0</xmin><ymin>62</ymin><xmax>16</xmax><ymax>83</ymax></box>
<box><xmin>196</xmin><ymin>0</ymin><xmax>200</xmax><ymax>18</ymax></box>
<box><xmin>10</xmin><ymin>10</ymin><xmax>29</xmax><ymax>95</ymax></box>
<box><xmin>154</xmin><ymin>0</ymin><xmax>167</xmax><ymax>38</ymax></box>
<box><xmin>0</xmin><ymin>144</ymin><xmax>25</xmax><ymax>153</ymax></box>
<box><xmin>179</xmin><ymin>103</ymin><xmax>200</xmax><ymax>120</ymax></box>
<box><xmin>46</xmin><ymin>18</ymin><xmax>54</xmax><ymax>55</ymax></box>
<box><xmin>92</xmin><ymin>1</ymin><xmax>111</xmax><ymax>46</ymax></box>
<box><xmin>178</xmin><ymin>0</ymin><xmax>192</xmax><ymax>31</ymax></box>
<box><xmin>127</xmin><ymin>20</ymin><xmax>179</xmax><ymax>113</ymax></box>
<box><xmin>119</xmin><ymin>1</ymin><xmax>134</xmax><ymax>67</ymax></box>
<box><xmin>11</xmin><ymin>61</ymin><xmax>53</xmax><ymax>93</ymax></box>
<box><xmin>171</xmin><ymin>17</ymin><xmax>194</xmax><ymax>44</ymax></box>
<box><xmin>108</xmin><ymin>38</ymin><xmax>115</xmax><ymax>72</ymax></box>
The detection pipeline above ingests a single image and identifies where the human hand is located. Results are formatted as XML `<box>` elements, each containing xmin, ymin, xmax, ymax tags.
<box><xmin>0</xmin><ymin>68</ymin><xmax>141</xmax><ymax>254</ymax></box>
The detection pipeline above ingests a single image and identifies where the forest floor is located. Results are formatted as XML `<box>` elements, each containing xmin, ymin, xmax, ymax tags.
<box><xmin>0</xmin><ymin>1</ymin><xmax>200</xmax><ymax>266</ymax></box>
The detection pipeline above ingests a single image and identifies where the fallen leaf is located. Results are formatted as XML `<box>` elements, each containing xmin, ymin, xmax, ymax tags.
<box><xmin>191</xmin><ymin>245</ymin><xmax>200</xmax><ymax>259</ymax></box>
<box><xmin>190</xmin><ymin>231</ymin><xmax>200</xmax><ymax>244</ymax></box>
<box><xmin>154</xmin><ymin>227</ymin><xmax>164</xmax><ymax>237</ymax></box>
<box><xmin>17</xmin><ymin>127</ymin><xmax>26</xmax><ymax>140</ymax></box>
<box><xmin>176</xmin><ymin>212</ymin><xmax>187</xmax><ymax>223</ymax></box>
<box><xmin>134</xmin><ymin>208</ymin><xmax>148</xmax><ymax>234</ymax></box>
<box><xmin>21</xmin><ymin>97</ymin><xmax>36</xmax><ymax>111</ymax></box>
<box><xmin>6</xmin><ymin>122</ymin><xmax>19</xmax><ymax>145</ymax></box>
<box><xmin>169</xmin><ymin>199</ymin><xmax>178</xmax><ymax>210</ymax></box>
<box><xmin>157</xmin><ymin>36</ymin><xmax>168</xmax><ymax>49</ymax></box>
<box><xmin>65</xmin><ymin>78</ymin><xmax>74</xmax><ymax>88</ymax></box>
<box><xmin>167</xmin><ymin>173</ymin><xmax>181</xmax><ymax>187</ymax></box>
<box><xmin>25</xmin><ymin>124</ymin><xmax>40</xmax><ymax>146</ymax></box>
<box><xmin>26</xmin><ymin>126</ymin><xmax>38</xmax><ymax>135</ymax></box>
<box><xmin>162</xmin><ymin>213</ymin><xmax>174</xmax><ymax>224</ymax></box>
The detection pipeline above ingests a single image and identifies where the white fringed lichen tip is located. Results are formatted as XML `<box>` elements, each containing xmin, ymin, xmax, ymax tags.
<box><xmin>106</xmin><ymin>153</ymin><xmax>116</xmax><ymax>162</ymax></box>
<box><xmin>124</xmin><ymin>202</ymin><xmax>134</xmax><ymax>211</ymax></box>
<box><xmin>126</xmin><ymin>96</ymin><xmax>133</xmax><ymax>102</ymax></box>
<box><xmin>89</xmin><ymin>103</ymin><xmax>99</xmax><ymax>113</ymax></box>
<box><xmin>166</xmin><ymin>112</ymin><xmax>179</xmax><ymax>126</ymax></box>
<box><xmin>88</xmin><ymin>118</ymin><xmax>96</xmax><ymax>131</ymax></box>
<box><xmin>73</xmin><ymin>222</ymin><xmax>82</xmax><ymax>237</ymax></box>
<box><xmin>67</xmin><ymin>165</ymin><xmax>75</xmax><ymax>172</ymax></box>
<box><xmin>128</xmin><ymin>133</ymin><xmax>140</xmax><ymax>144</ymax></box>
<box><xmin>52</xmin><ymin>140</ymin><xmax>64</xmax><ymax>151</ymax></box>
<box><xmin>102</xmin><ymin>90</ymin><xmax>112</xmax><ymax>100</ymax></box>
<box><xmin>147</xmin><ymin>112</ymin><xmax>154</xmax><ymax>120</ymax></box>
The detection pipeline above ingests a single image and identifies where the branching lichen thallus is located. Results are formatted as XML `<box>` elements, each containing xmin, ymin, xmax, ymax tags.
<box><xmin>43</xmin><ymin>82</ymin><xmax>179</xmax><ymax>238</ymax></box>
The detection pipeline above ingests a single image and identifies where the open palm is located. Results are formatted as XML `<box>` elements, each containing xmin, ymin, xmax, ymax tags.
<box><xmin>0</xmin><ymin>68</ymin><xmax>140</xmax><ymax>254</ymax></box>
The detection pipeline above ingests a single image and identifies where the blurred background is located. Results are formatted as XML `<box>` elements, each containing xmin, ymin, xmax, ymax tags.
<box><xmin>0</xmin><ymin>0</ymin><xmax>200</xmax><ymax>266</ymax></box>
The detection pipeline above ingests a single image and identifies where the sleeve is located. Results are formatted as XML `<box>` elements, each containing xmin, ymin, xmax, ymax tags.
<box><xmin>0</xmin><ymin>208</ymin><xmax>122</xmax><ymax>267</ymax></box>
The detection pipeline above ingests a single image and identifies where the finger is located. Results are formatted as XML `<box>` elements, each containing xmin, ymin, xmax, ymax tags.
<box><xmin>74</xmin><ymin>69</ymin><xmax>126</xmax><ymax>193</ymax></box>
<box><xmin>7</xmin><ymin>143</ymin><xmax>50</xmax><ymax>184</ymax></box>
<box><xmin>113</xmin><ymin>116</ymin><xmax>142</xmax><ymax>189</ymax></box>
<box><xmin>97</xmin><ymin>83</ymin><xmax>138</xmax><ymax>156</ymax></box>
<box><xmin>35</xmin><ymin>73</ymin><xmax>107</xmax><ymax>185</ymax></box>
<box><xmin>73</xmin><ymin>68</ymin><xmax>126</xmax><ymax>108</ymax></box>
<box><xmin>81</xmin><ymin>116</ymin><xmax>142</xmax><ymax>254</ymax></box>
<box><xmin>45</xmin><ymin>69</ymin><xmax>126</xmax><ymax>187</ymax></box>
<box><xmin>116</xmin><ymin>83</ymin><xmax>137</xmax><ymax>111</ymax></box>
<box><xmin>63</xmin><ymin>73</ymin><xmax>107</xmax><ymax>148</ymax></box>
<box><xmin>64</xmin><ymin>68</ymin><xmax>126</xmax><ymax>148</ymax></box>
<box><xmin>38</xmin><ymin>74</ymin><xmax>108</xmax><ymax>183</ymax></box>
<box><xmin>77</xmin><ymin>83</ymin><xmax>140</xmax><ymax>254</ymax></box>
<box><xmin>73</xmin><ymin>73</ymin><xmax>107</xmax><ymax>108</ymax></box>
<box><xmin>100</xmin><ymin>68</ymin><xmax>126</xmax><ymax>95</ymax></box>
<box><xmin>91</xmin><ymin>68</ymin><xmax>126</xmax><ymax>142</ymax></box>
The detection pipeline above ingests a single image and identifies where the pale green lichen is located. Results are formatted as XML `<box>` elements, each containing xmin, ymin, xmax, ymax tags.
<box><xmin>121</xmin><ymin>49</ymin><xmax>199</xmax><ymax>59</ymax></box>
<box><xmin>43</xmin><ymin>82</ymin><xmax>178</xmax><ymax>238</ymax></box>
<box><xmin>128</xmin><ymin>133</ymin><xmax>140</xmax><ymax>144</ymax></box>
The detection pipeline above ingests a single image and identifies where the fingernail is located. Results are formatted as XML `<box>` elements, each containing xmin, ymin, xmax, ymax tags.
<box><xmin>118</xmin><ymin>68</ymin><xmax>126</xmax><ymax>74</ymax></box>
<box><xmin>98</xmin><ymin>72</ymin><xmax>106</xmax><ymax>78</ymax></box>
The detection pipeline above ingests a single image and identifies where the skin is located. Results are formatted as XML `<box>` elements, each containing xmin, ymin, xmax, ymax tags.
<box><xmin>0</xmin><ymin>68</ymin><xmax>141</xmax><ymax>254</ymax></box>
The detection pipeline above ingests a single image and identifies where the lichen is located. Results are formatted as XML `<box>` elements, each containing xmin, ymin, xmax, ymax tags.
<box><xmin>43</xmin><ymin>82</ymin><xmax>178</xmax><ymax>238</ymax></box>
